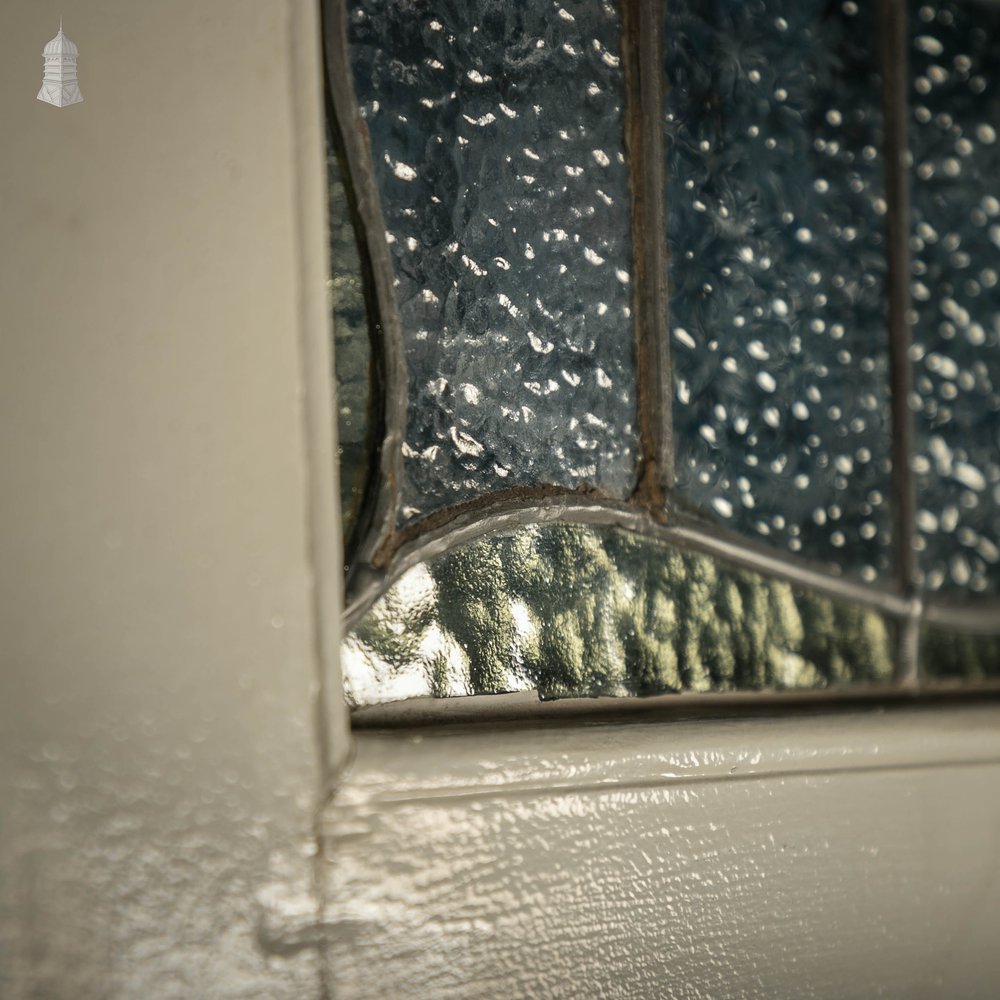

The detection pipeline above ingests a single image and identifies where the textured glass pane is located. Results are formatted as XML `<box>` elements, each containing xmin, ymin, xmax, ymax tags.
<box><xmin>349</xmin><ymin>0</ymin><xmax>638</xmax><ymax>522</ymax></box>
<box><xmin>328</xmin><ymin>134</ymin><xmax>371</xmax><ymax>542</ymax></box>
<box><xmin>666</xmin><ymin>0</ymin><xmax>892</xmax><ymax>581</ymax></box>
<box><xmin>923</xmin><ymin>627</ymin><xmax>1000</xmax><ymax>680</ymax></box>
<box><xmin>908</xmin><ymin>1</ymin><xmax>1000</xmax><ymax>595</ymax></box>
<box><xmin>343</xmin><ymin>523</ymin><xmax>895</xmax><ymax>705</ymax></box>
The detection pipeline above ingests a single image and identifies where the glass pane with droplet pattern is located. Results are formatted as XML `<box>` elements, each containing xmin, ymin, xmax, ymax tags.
<box><xmin>665</xmin><ymin>0</ymin><xmax>893</xmax><ymax>582</ymax></box>
<box><xmin>349</xmin><ymin>0</ymin><xmax>638</xmax><ymax>523</ymax></box>
<box><xmin>908</xmin><ymin>0</ymin><xmax>1000</xmax><ymax>595</ymax></box>
<box><xmin>328</xmin><ymin>131</ymin><xmax>372</xmax><ymax>545</ymax></box>
<box><xmin>343</xmin><ymin>523</ymin><xmax>895</xmax><ymax>705</ymax></box>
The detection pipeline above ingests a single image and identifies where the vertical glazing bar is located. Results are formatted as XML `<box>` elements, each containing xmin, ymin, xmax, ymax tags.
<box><xmin>877</xmin><ymin>0</ymin><xmax>919</xmax><ymax>684</ymax></box>
<box><xmin>621</xmin><ymin>0</ymin><xmax>673</xmax><ymax>509</ymax></box>
<box><xmin>322</xmin><ymin>1</ymin><xmax>406</xmax><ymax>602</ymax></box>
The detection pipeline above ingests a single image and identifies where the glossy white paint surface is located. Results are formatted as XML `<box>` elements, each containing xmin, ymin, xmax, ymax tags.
<box><xmin>325</xmin><ymin>706</ymin><xmax>1000</xmax><ymax>999</ymax></box>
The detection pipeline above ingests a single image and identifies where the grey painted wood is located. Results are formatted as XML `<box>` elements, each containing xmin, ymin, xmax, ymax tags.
<box><xmin>324</xmin><ymin>707</ymin><xmax>1000</xmax><ymax>999</ymax></box>
<box><xmin>0</xmin><ymin>2</ymin><xmax>345</xmax><ymax>996</ymax></box>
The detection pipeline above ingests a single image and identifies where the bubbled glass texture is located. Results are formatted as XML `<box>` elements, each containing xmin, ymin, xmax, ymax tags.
<box><xmin>343</xmin><ymin>523</ymin><xmax>895</xmax><ymax>705</ymax></box>
<box><xmin>349</xmin><ymin>0</ymin><xmax>637</xmax><ymax>523</ymax></box>
<box><xmin>922</xmin><ymin>626</ymin><xmax>1000</xmax><ymax>680</ymax></box>
<box><xmin>908</xmin><ymin>1</ymin><xmax>1000</xmax><ymax>595</ymax></box>
<box><xmin>328</xmin><ymin>134</ymin><xmax>372</xmax><ymax>543</ymax></box>
<box><xmin>666</xmin><ymin>0</ymin><xmax>893</xmax><ymax>582</ymax></box>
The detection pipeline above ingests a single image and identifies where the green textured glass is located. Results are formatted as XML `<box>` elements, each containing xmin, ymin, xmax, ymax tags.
<box><xmin>328</xmin><ymin>133</ymin><xmax>371</xmax><ymax>543</ymax></box>
<box><xmin>343</xmin><ymin>523</ymin><xmax>896</xmax><ymax>705</ymax></box>
<box><xmin>923</xmin><ymin>628</ymin><xmax>1000</xmax><ymax>681</ymax></box>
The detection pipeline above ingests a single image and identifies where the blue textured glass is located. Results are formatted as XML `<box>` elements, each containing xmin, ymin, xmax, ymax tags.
<box><xmin>908</xmin><ymin>0</ymin><xmax>1000</xmax><ymax>595</ymax></box>
<box><xmin>328</xmin><ymin>133</ymin><xmax>371</xmax><ymax>542</ymax></box>
<box><xmin>666</xmin><ymin>0</ymin><xmax>893</xmax><ymax>582</ymax></box>
<box><xmin>349</xmin><ymin>0</ymin><xmax>638</xmax><ymax>523</ymax></box>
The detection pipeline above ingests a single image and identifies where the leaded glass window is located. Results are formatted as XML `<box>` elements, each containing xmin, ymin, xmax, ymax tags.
<box><xmin>323</xmin><ymin>0</ymin><xmax>1000</xmax><ymax>707</ymax></box>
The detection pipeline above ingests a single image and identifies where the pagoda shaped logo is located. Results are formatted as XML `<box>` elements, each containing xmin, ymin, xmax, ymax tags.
<box><xmin>37</xmin><ymin>20</ymin><xmax>83</xmax><ymax>108</ymax></box>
